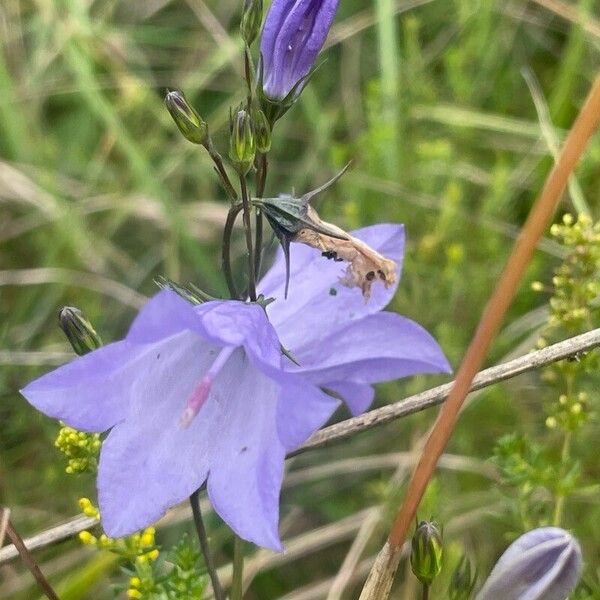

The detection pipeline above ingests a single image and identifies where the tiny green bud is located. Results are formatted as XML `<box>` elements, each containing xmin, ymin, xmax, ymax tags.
<box><xmin>240</xmin><ymin>0</ymin><xmax>263</xmax><ymax>46</ymax></box>
<box><xmin>449</xmin><ymin>555</ymin><xmax>477</xmax><ymax>600</ymax></box>
<box><xmin>252</xmin><ymin>107</ymin><xmax>271</xmax><ymax>153</ymax></box>
<box><xmin>165</xmin><ymin>89</ymin><xmax>208</xmax><ymax>145</ymax></box>
<box><xmin>229</xmin><ymin>108</ymin><xmax>255</xmax><ymax>174</ymax></box>
<box><xmin>58</xmin><ymin>307</ymin><xmax>102</xmax><ymax>356</ymax></box>
<box><xmin>410</xmin><ymin>520</ymin><xmax>443</xmax><ymax>586</ymax></box>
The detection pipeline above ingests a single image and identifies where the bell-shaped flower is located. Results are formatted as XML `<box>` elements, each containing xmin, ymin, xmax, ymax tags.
<box><xmin>21</xmin><ymin>223</ymin><xmax>449</xmax><ymax>552</ymax></box>
<box><xmin>260</xmin><ymin>0</ymin><xmax>340</xmax><ymax>101</ymax></box>
<box><xmin>475</xmin><ymin>527</ymin><xmax>583</xmax><ymax>600</ymax></box>
<box><xmin>22</xmin><ymin>294</ymin><xmax>339</xmax><ymax>551</ymax></box>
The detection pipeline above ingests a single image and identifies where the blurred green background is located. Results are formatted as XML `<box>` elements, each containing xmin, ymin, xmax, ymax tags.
<box><xmin>1</xmin><ymin>0</ymin><xmax>600</xmax><ymax>598</ymax></box>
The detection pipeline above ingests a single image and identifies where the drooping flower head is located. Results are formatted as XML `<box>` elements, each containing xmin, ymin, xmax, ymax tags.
<box><xmin>21</xmin><ymin>224</ymin><xmax>450</xmax><ymax>551</ymax></box>
<box><xmin>260</xmin><ymin>0</ymin><xmax>340</xmax><ymax>101</ymax></box>
<box><xmin>476</xmin><ymin>527</ymin><xmax>583</xmax><ymax>600</ymax></box>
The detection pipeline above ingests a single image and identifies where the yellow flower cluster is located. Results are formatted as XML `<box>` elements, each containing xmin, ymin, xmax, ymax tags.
<box><xmin>54</xmin><ymin>425</ymin><xmax>101</xmax><ymax>474</ymax></box>
<box><xmin>533</xmin><ymin>213</ymin><xmax>600</xmax><ymax>333</ymax></box>
<box><xmin>76</xmin><ymin>498</ymin><xmax>160</xmax><ymax>563</ymax></box>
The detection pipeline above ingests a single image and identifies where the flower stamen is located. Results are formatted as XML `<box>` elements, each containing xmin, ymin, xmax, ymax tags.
<box><xmin>180</xmin><ymin>346</ymin><xmax>235</xmax><ymax>428</ymax></box>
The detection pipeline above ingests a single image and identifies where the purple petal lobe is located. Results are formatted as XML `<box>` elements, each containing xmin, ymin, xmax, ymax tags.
<box><xmin>291</xmin><ymin>312</ymin><xmax>451</xmax><ymax>386</ymax></box>
<box><xmin>259</xmin><ymin>224</ymin><xmax>405</xmax><ymax>351</ymax></box>
<box><xmin>476</xmin><ymin>527</ymin><xmax>583</xmax><ymax>600</ymax></box>
<box><xmin>325</xmin><ymin>381</ymin><xmax>375</xmax><ymax>416</ymax></box>
<box><xmin>127</xmin><ymin>289</ymin><xmax>203</xmax><ymax>343</ymax></box>
<box><xmin>270</xmin><ymin>370</ymin><xmax>339</xmax><ymax>450</ymax></box>
<box><xmin>21</xmin><ymin>341</ymin><xmax>147</xmax><ymax>432</ymax></box>
<box><xmin>205</xmin><ymin>352</ymin><xmax>286</xmax><ymax>552</ymax></box>
<box><xmin>196</xmin><ymin>301</ymin><xmax>282</xmax><ymax>369</ymax></box>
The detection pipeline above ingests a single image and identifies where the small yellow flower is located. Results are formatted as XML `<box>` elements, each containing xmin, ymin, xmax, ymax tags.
<box><xmin>78</xmin><ymin>531</ymin><xmax>96</xmax><ymax>545</ymax></box>
<box><xmin>146</xmin><ymin>549</ymin><xmax>160</xmax><ymax>562</ymax></box>
<box><xmin>129</xmin><ymin>576</ymin><xmax>142</xmax><ymax>588</ymax></box>
<box><xmin>545</xmin><ymin>416</ymin><xmax>558</xmax><ymax>429</ymax></box>
<box><xmin>140</xmin><ymin>528</ymin><xmax>155</xmax><ymax>548</ymax></box>
<box><xmin>127</xmin><ymin>590</ymin><xmax>142</xmax><ymax>599</ymax></box>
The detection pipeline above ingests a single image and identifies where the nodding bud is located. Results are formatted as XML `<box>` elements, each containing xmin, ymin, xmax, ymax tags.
<box><xmin>165</xmin><ymin>89</ymin><xmax>208</xmax><ymax>145</ymax></box>
<box><xmin>240</xmin><ymin>0</ymin><xmax>263</xmax><ymax>46</ymax></box>
<box><xmin>252</xmin><ymin>107</ymin><xmax>271</xmax><ymax>153</ymax></box>
<box><xmin>229</xmin><ymin>108</ymin><xmax>255</xmax><ymax>174</ymax></box>
<box><xmin>475</xmin><ymin>528</ymin><xmax>582</xmax><ymax>600</ymax></box>
<box><xmin>410</xmin><ymin>521</ymin><xmax>443</xmax><ymax>587</ymax></box>
<box><xmin>58</xmin><ymin>307</ymin><xmax>102</xmax><ymax>356</ymax></box>
<box><xmin>449</xmin><ymin>556</ymin><xmax>477</xmax><ymax>600</ymax></box>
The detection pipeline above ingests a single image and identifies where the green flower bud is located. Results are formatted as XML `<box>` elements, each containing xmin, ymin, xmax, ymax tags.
<box><xmin>229</xmin><ymin>108</ymin><xmax>255</xmax><ymax>174</ymax></box>
<box><xmin>252</xmin><ymin>107</ymin><xmax>271</xmax><ymax>153</ymax></box>
<box><xmin>240</xmin><ymin>0</ymin><xmax>263</xmax><ymax>46</ymax></box>
<box><xmin>449</xmin><ymin>555</ymin><xmax>477</xmax><ymax>600</ymax></box>
<box><xmin>410</xmin><ymin>520</ymin><xmax>443</xmax><ymax>586</ymax></box>
<box><xmin>165</xmin><ymin>89</ymin><xmax>208</xmax><ymax>145</ymax></box>
<box><xmin>58</xmin><ymin>307</ymin><xmax>102</xmax><ymax>356</ymax></box>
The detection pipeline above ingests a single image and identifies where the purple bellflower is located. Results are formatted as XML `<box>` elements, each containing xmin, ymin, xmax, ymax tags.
<box><xmin>476</xmin><ymin>527</ymin><xmax>583</xmax><ymax>600</ymax></box>
<box><xmin>21</xmin><ymin>224</ymin><xmax>449</xmax><ymax>552</ymax></box>
<box><xmin>260</xmin><ymin>0</ymin><xmax>340</xmax><ymax>101</ymax></box>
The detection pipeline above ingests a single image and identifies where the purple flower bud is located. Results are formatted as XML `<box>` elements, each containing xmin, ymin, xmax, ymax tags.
<box><xmin>260</xmin><ymin>0</ymin><xmax>340</xmax><ymax>101</ymax></box>
<box><xmin>476</xmin><ymin>527</ymin><xmax>583</xmax><ymax>600</ymax></box>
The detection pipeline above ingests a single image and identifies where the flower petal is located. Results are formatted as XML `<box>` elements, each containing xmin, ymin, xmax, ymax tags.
<box><xmin>20</xmin><ymin>341</ymin><xmax>148</xmax><ymax>432</ymax></box>
<box><xmin>205</xmin><ymin>351</ymin><xmax>287</xmax><ymax>552</ymax></box>
<box><xmin>259</xmin><ymin>224</ymin><xmax>405</xmax><ymax>352</ymax></box>
<box><xmin>270</xmin><ymin>370</ymin><xmax>340</xmax><ymax>450</ymax></box>
<box><xmin>292</xmin><ymin>312</ymin><xmax>451</xmax><ymax>386</ymax></box>
<box><xmin>128</xmin><ymin>289</ymin><xmax>282</xmax><ymax>369</ymax></box>
<box><xmin>97</xmin><ymin>331</ymin><xmax>219</xmax><ymax>536</ymax></box>
<box><xmin>126</xmin><ymin>289</ymin><xmax>204</xmax><ymax>343</ymax></box>
<box><xmin>196</xmin><ymin>301</ymin><xmax>282</xmax><ymax>369</ymax></box>
<box><xmin>325</xmin><ymin>381</ymin><xmax>375</xmax><ymax>416</ymax></box>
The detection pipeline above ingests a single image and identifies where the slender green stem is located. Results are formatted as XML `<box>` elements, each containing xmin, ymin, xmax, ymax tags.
<box><xmin>222</xmin><ymin>203</ymin><xmax>244</xmax><ymax>300</ymax></box>
<box><xmin>553</xmin><ymin>429</ymin><xmax>573</xmax><ymax>526</ymax></box>
<box><xmin>421</xmin><ymin>583</ymin><xmax>430</xmax><ymax>600</ymax></box>
<box><xmin>239</xmin><ymin>174</ymin><xmax>257</xmax><ymax>301</ymax></box>
<box><xmin>231</xmin><ymin>536</ymin><xmax>245</xmax><ymax>600</ymax></box>
<box><xmin>189</xmin><ymin>491</ymin><xmax>226</xmax><ymax>600</ymax></box>
<box><xmin>204</xmin><ymin>137</ymin><xmax>238</xmax><ymax>202</ymax></box>
<box><xmin>254</xmin><ymin>153</ymin><xmax>268</xmax><ymax>278</ymax></box>
<box><xmin>244</xmin><ymin>46</ymin><xmax>254</xmax><ymax>102</ymax></box>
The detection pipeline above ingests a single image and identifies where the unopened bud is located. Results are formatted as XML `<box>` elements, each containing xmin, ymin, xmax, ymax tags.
<box><xmin>229</xmin><ymin>108</ymin><xmax>255</xmax><ymax>174</ymax></box>
<box><xmin>252</xmin><ymin>107</ymin><xmax>271</xmax><ymax>153</ymax></box>
<box><xmin>58</xmin><ymin>307</ymin><xmax>101</xmax><ymax>356</ymax></box>
<box><xmin>165</xmin><ymin>89</ymin><xmax>208</xmax><ymax>145</ymax></box>
<box><xmin>240</xmin><ymin>0</ymin><xmax>263</xmax><ymax>46</ymax></box>
<box><xmin>475</xmin><ymin>528</ymin><xmax>582</xmax><ymax>600</ymax></box>
<box><xmin>449</xmin><ymin>556</ymin><xmax>477</xmax><ymax>600</ymax></box>
<box><xmin>411</xmin><ymin>520</ymin><xmax>443</xmax><ymax>586</ymax></box>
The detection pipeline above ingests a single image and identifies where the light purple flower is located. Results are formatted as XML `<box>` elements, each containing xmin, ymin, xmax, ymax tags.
<box><xmin>260</xmin><ymin>0</ymin><xmax>340</xmax><ymax>100</ymax></box>
<box><xmin>21</xmin><ymin>224</ymin><xmax>449</xmax><ymax>551</ymax></box>
<box><xmin>476</xmin><ymin>527</ymin><xmax>583</xmax><ymax>600</ymax></box>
